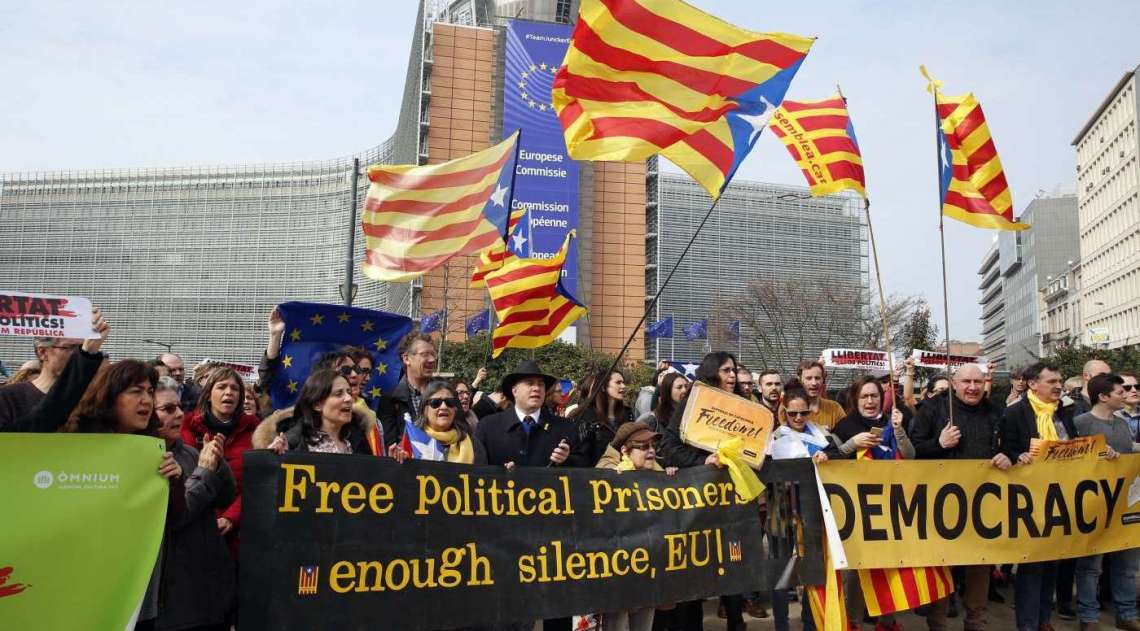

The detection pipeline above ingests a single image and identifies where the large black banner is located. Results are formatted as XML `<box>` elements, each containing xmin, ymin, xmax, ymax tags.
<box><xmin>240</xmin><ymin>452</ymin><xmax>822</xmax><ymax>630</ymax></box>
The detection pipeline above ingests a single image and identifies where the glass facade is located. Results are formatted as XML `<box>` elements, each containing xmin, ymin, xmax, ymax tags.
<box><xmin>647</xmin><ymin>170</ymin><xmax>870</xmax><ymax>372</ymax></box>
<box><xmin>0</xmin><ymin>2</ymin><xmax>432</xmax><ymax>368</ymax></box>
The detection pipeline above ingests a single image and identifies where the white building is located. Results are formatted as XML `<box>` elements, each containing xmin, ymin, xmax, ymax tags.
<box><xmin>1072</xmin><ymin>64</ymin><xmax>1140</xmax><ymax>349</ymax></box>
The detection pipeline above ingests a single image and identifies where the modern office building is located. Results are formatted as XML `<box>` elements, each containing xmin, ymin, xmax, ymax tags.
<box><xmin>996</xmin><ymin>191</ymin><xmax>1080</xmax><ymax>369</ymax></box>
<box><xmin>646</xmin><ymin>168</ymin><xmax>870</xmax><ymax>373</ymax></box>
<box><xmin>978</xmin><ymin>241</ymin><xmax>1006</xmax><ymax>368</ymax></box>
<box><xmin>1073</xmin><ymin>63</ymin><xmax>1140</xmax><ymax>349</ymax></box>
<box><xmin>0</xmin><ymin>0</ymin><xmax>653</xmax><ymax>369</ymax></box>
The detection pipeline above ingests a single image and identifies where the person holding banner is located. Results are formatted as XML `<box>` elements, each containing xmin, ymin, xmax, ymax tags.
<box><xmin>908</xmin><ymin>364</ymin><xmax>1011</xmax><ymax>631</ymax></box>
<box><xmin>181</xmin><ymin>366</ymin><xmax>260</xmax><ymax>555</ymax></box>
<box><xmin>1001</xmin><ymin>362</ymin><xmax>1079</xmax><ymax>631</ymax></box>
<box><xmin>387</xmin><ymin>379</ymin><xmax>485</xmax><ymax>464</ymax></box>
<box><xmin>256</xmin><ymin>369</ymin><xmax>384</xmax><ymax>457</ymax></box>
<box><xmin>68</xmin><ymin>359</ymin><xmax>183</xmax><ymax>631</ymax></box>
<box><xmin>153</xmin><ymin>376</ymin><xmax>237</xmax><ymax>631</ymax></box>
<box><xmin>659</xmin><ymin>352</ymin><xmax>745</xmax><ymax>631</ymax></box>
<box><xmin>830</xmin><ymin>376</ymin><xmax>913</xmax><ymax>630</ymax></box>
<box><xmin>1072</xmin><ymin>374</ymin><xmax>1138</xmax><ymax>631</ymax></box>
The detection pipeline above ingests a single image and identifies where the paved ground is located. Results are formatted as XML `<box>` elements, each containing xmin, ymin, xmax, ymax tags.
<box><xmin>697</xmin><ymin>582</ymin><xmax>1127</xmax><ymax>630</ymax></box>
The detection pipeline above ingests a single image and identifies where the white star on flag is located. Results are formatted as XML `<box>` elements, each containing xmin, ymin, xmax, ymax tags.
<box><xmin>490</xmin><ymin>184</ymin><xmax>508</xmax><ymax>207</ymax></box>
<box><xmin>734</xmin><ymin>96</ymin><xmax>776</xmax><ymax>147</ymax></box>
<box><xmin>511</xmin><ymin>231</ymin><xmax>528</xmax><ymax>253</ymax></box>
<box><xmin>681</xmin><ymin>363</ymin><xmax>699</xmax><ymax>379</ymax></box>
<box><xmin>411</xmin><ymin>437</ymin><xmax>444</xmax><ymax>461</ymax></box>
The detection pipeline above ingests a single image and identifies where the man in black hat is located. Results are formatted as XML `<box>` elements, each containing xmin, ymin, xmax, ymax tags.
<box><xmin>474</xmin><ymin>359</ymin><xmax>586</xmax><ymax>468</ymax></box>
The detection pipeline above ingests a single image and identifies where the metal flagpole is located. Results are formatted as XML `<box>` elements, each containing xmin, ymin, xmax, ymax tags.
<box><xmin>671</xmin><ymin>314</ymin><xmax>675</xmax><ymax>361</ymax></box>
<box><xmin>834</xmin><ymin>83</ymin><xmax>899</xmax><ymax>414</ymax></box>
<box><xmin>343</xmin><ymin>158</ymin><xmax>360</xmax><ymax>306</ymax></box>
<box><xmin>438</xmin><ymin>264</ymin><xmax>449</xmax><ymax>371</ymax></box>
<box><xmin>928</xmin><ymin>76</ymin><xmax>956</xmax><ymax>427</ymax></box>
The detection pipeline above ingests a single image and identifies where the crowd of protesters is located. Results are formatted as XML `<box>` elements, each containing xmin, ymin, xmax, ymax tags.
<box><xmin>2</xmin><ymin>305</ymin><xmax>1138</xmax><ymax>631</ymax></box>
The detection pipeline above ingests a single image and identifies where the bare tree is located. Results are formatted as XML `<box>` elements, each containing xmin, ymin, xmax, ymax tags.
<box><xmin>715</xmin><ymin>279</ymin><xmax>932</xmax><ymax>374</ymax></box>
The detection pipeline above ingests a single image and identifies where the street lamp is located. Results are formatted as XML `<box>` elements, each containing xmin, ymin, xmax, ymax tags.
<box><xmin>142</xmin><ymin>338</ymin><xmax>173</xmax><ymax>353</ymax></box>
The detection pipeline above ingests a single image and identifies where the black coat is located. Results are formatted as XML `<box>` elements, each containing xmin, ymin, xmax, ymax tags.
<box><xmin>474</xmin><ymin>407</ymin><xmax>587</xmax><ymax>468</ymax></box>
<box><xmin>2</xmin><ymin>348</ymin><xmax>103</xmax><ymax>432</ymax></box>
<box><xmin>574</xmin><ymin>406</ymin><xmax>635</xmax><ymax>466</ymax></box>
<box><xmin>377</xmin><ymin>377</ymin><xmax>419</xmax><ymax>449</ymax></box>
<box><xmin>909</xmin><ymin>392</ymin><xmax>1002</xmax><ymax>460</ymax></box>
<box><xmin>157</xmin><ymin>440</ymin><xmax>236</xmax><ymax>630</ymax></box>
<box><xmin>1002</xmin><ymin>395</ymin><xmax>1078</xmax><ymax>460</ymax></box>
<box><xmin>658</xmin><ymin>392</ymin><xmax>712</xmax><ymax>468</ymax></box>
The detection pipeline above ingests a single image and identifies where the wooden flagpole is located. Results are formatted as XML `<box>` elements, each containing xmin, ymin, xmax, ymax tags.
<box><xmin>923</xmin><ymin>70</ymin><xmax>956</xmax><ymax>427</ymax></box>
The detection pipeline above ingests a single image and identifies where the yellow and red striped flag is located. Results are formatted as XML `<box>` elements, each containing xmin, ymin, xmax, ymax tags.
<box><xmin>552</xmin><ymin>0</ymin><xmax>813</xmax><ymax>198</ymax></box>
<box><xmin>922</xmin><ymin>66</ymin><xmax>1027</xmax><ymax>231</ymax></box>
<box><xmin>806</xmin><ymin>532</ymin><xmax>848</xmax><ymax>631</ymax></box>
<box><xmin>484</xmin><ymin>232</ymin><xmax>585</xmax><ymax>358</ymax></box>
<box><xmin>361</xmin><ymin>132</ymin><xmax>520</xmax><ymax>282</ymax></box>
<box><xmin>470</xmin><ymin>207</ymin><xmax>527</xmax><ymax>288</ymax></box>
<box><xmin>857</xmin><ymin>565</ymin><xmax>954</xmax><ymax>617</ymax></box>
<box><xmin>769</xmin><ymin>93</ymin><xmax>866</xmax><ymax>198</ymax></box>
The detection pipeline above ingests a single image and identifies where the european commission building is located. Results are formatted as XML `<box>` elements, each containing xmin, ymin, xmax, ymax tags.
<box><xmin>0</xmin><ymin>7</ymin><xmax>427</xmax><ymax>368</ymax></box>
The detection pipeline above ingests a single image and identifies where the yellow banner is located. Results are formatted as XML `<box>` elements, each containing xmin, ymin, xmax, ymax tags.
<box><xmin>818</xmin><ymin>454</ymin><xmax>1140</xmax><ymax>568</ymax></box>
<box><xmin>679</xmin><ymin>381</ymin><xmax>774</xmax><ymax>469</ymax></box>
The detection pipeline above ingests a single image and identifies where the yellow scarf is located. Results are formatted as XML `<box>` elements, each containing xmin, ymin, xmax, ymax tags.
<box><xmin>616</xmin><ymin>454</ymin><xmax>664</xmax><ymax>472</ymax></box>
<box><xmin>1028</xmin><ymin>391</ymin><xmax>1060</xmax><ymax>441</ymax></box>
<box><xmin>423</xmin><ymin>427</ymin><xmax>475</xmax><ymax>464</ymax></box>
<box><xmin>716</xmin><ymin>437</ymin><xmax>765</xmax><ymax>502</ymax></box>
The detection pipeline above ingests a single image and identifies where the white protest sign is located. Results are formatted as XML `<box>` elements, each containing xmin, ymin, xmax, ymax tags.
<box><xmin>0</xmin><ymin>291</ymin><xmax>98</xmax><ymax>339</ymax></box>
<box><xmin>910</xmin><ymin>349</ymin><xmax>988</xmax><ymax>373</ymax></box>
<box><xmin>201</xmin><ymin>359</ymin><xmax>258</xmax><ymax>383</ymax></box>
<box><xmin>821</xmin><ymin>348</ymin><xmax>893</xmax><ymax>371</ymax></box>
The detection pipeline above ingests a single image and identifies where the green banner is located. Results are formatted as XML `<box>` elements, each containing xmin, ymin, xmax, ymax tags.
<box><xmin>0</xmin><ymin>434</ymin><xmax>168</xmax><ymax>630</ymax></box>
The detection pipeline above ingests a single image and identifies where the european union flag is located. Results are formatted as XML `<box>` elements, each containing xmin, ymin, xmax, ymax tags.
<box><xmin>725</xmin><ymin>320</ymin><xmax>741</xmax><ymax>342</ymax></box>
<box><xmin>645</xmin><ymin>316</ymin><xmax>673</xmax><ymax>339</ymax></box>
<box><xmin>269</xmin><ymin>301</ymin><xmax>414</xmax><ymax>410</ymax></box>
<box><xmin>420</xmin><ymin>309</ymin><xmax>447</xmax><ymax>334</ymax></box>
<box><xmin>684</xmin><ymin>319</ymin><xmax>708</xmax><ymax>342</ymax></box>
<box><xmin>465</xmin><ymin>309</ymin><xmax>490</xmax><ymax>337</ymax></box>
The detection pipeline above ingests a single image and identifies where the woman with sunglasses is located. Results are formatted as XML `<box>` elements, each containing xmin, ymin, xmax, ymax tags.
<box><xmin>180</xmin><ymin>367</ymin><xmax>260</xmax><ymax>540</ymax></box>
<box><xmin>388</xmin><ymin>379</ymin><xmax>485</xmax><ymax>465</ymax></box>
<box><xmin>257</xmin><ymin>368</ymin><xmax>384</xmax><ymax>456</ymax></box>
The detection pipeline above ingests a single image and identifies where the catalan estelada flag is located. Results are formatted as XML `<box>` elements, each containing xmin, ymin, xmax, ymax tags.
<box><xmin>857</xmin><ymin>566</ymin><xmax>954</xmax><ymax>617</ymax></box>
<box><xmin>470</xmin><ymin>206</ymin><xmax>527</xmax><ymax>288</ymax></box>
<box><xmin>769</xmin><ymin>93</ymin><xmax>866</xmax><ymax>197</ymax></box>
<box><xmin>922</xmin><ymin>66</ymin><xmax>1027</xmax><ymax>231</ymax></box>
<box><xmin>362</xmin><ymin>131</ymin><xmax>520</xmax><ymax>281</ymax></box>
<box><xmin>551</xmin><ymin>0</ymin><xmax>813</xmax><ymax>198</ymax></box>
<box><xmin>484</xmin><ymin>232</ymin><xmax>585</xmax><ymax>358</ymax></box>
<box><xmin>806</xmin><ymin>532</ymin><xmax>848</xmax><ymax>631</ymax></box>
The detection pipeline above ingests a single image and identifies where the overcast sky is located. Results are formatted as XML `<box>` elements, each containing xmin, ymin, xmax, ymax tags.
<box><xmin>3</xmin><ymin>1</ymin><xmax>1138</xmax><ymax>342</ymax></box>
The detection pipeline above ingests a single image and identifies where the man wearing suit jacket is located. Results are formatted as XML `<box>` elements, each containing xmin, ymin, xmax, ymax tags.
<box><xmin>1002</xmin><ymin>361</ymin><xmax>1079</xmax><ymax>631</ymax></box>
<box><xmin>475</xmin><ymin>359</ymin><xmax>587</xmax><ymax>469</ymax></box>
<box><xmin>474</xmin><ymin>360</ymin><xmax>586</xmax><ymax>631</ymax></box>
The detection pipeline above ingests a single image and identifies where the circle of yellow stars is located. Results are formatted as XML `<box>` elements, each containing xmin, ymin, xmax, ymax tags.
<box><xmin>280</xmin><ymin>310</ymin><xmax>391</xmax><ymax>399</ymax></box>
<box><xmin>518</xmin><ymin>61</ymin><xmax>558</xmax><ymax>112</ymax></box>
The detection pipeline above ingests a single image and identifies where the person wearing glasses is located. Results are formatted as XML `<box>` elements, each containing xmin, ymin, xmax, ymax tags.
<box><xmin>257</xmin><ymin>368</ymin><xmax>384</xmax><ymax>457</ymax></box>
<box><xmin>451</xmin><ymin>378</ymin><xmax>481</xmax><ymax>432</ymax></box>
<box><xmin>1116</xmin><ymin>372</ymin><xmax>1140</xmax><ymax>448</ymax></box>
<box><xmin>0</xmin><ymin>307</ymin><xmax>110</xmax><ymax>432</ymax></box>
<box><xmin>377</xmin><ymin>331</ymin><xmax>438</xmax><ymax>449</ymax></box>
<box><xmin>588</xmin><ymin>420</ymin><xmax>677</xmax><ymax>631</ymax></box>
<box><xmin>387</xmin><ymin>380</ymin><xmax>485</xmax><ymax>464</ymax></box>
<box><xmin>153</xmin><ymin>376</ymin><xmax>237</xmax><ymax>631</ymax></box>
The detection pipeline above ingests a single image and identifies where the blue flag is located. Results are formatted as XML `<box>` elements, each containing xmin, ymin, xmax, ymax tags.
<box><xmin>465</xmin><ymin>309</ymin><xmax>490</xmax><ymax>337</ymax></box>
<box><xmin>725</xmin><ymin>320</ymin><xmax>741</xmax><ymax>341</ymax></box>
<box><xmin>420</xmin><ymin>309</ymin><xmax>447</xmax><ymax>334</ymax></box>
<box><xmin>645</xmin><ymin>316</ymin><xmax>674</xmax><ymax>339</ymax></box>
<box><xmin>684</xmin><ymin>319</ymin><xmax>708</xmax><ymax>342</ymax></box>
<box><xmin>269</xmin><ymin>301</ymin><xmax>413</xmax><ymax>410</ymax></box>
<box><xmin>666</xmin><ymin>360</ymin><xmax>700</xmax><ymax>380</ymax></box>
